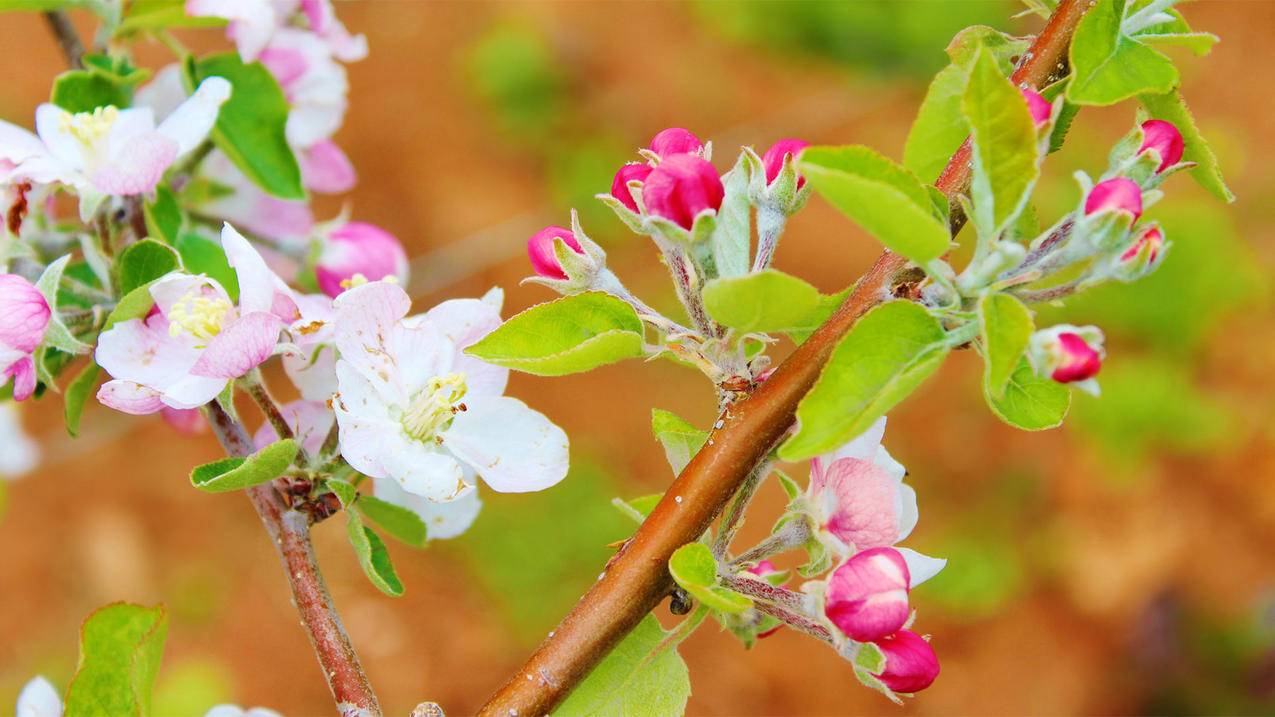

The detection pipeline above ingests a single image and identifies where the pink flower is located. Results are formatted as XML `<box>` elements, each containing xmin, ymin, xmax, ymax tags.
<box><xmin>298</xmin><ymin>139</ymin><xmax>356</xmax><ymax>194</ymax></box>
<box><xmin>161</xmin><ymin>406</ymin><xmax>208</xmax><ymax>436</ymax></box>
<box><xmin>872</xmin><ymin>630</ymin><xmax>940</xmax><ymax>693</ymax></box>
<box><xmin>527</xmin><ymin>226</ymin><xmax>584</xmax><ymax>280</ymax></box>
<box><xmin>1120</xmin><ymin>225</ymin><xmax>1164</xmax><ymax>264</ymax></box>
<box><xmin>1029</xmin><ymin>326</ymin><xmax>1104</xmax><ymax>388</ymax></box>
<box><xmin>648</xmin><ymin>127</ymin><xmax>703</xmax><ymax>158</ymax></box>
<box><xmin>1049</xmin><ymin>332</ymin><xmax>1102</xmax><ymax>383</ymax></box>
<box><xmin>1139</xmin><ymin>119</ymin><xmax>1184</xmax><ymax>173</ymax></box>
<box><xmin>825</xmin><ymin>547</ymin><xmax>911</xmax><ymax>642</ymax></box>
<box><xmin>187</xmin><ymin>0</ymin><xmax>366</xmax><ymax>64</ymax></box>
<box><xmin>761</xmin><ymin>138</ymin><xmax>810</xmax><ymax>187</ymax></box>
<box><xmin>0</xmin><ymin>274</ymin><xmax>51</xmax><ymax>402</ymax></box>
<box><xmin>610</xmin><ymin>163</ymin><xmax>653</xmax><ymax>212</ymax></box>
<box><xmin>252</xmin><ymin>399</ymin><xmax>334</xmax><ymax>456</ymax></box>
<box><xmin>299</xmin><ymin>0</ymin><xmax>368</xmax><ymax>61</ymax></box>
<box><xmin>641</xmin><ymin>155</ymin><xmax>724</xmax><ymax>230</ymax></box>
<box><xmin>1084</xmin><ymin>178</ymin><xmax>1142</xmax><ymax>220</ymax></box>
<box><xmin>315</xmin><ymin>221</ymin><xmax>409</xmax><ymax>298</ymax></box>
<box><xmin>1021</xmin><ymin>88</ymin><xmax>1052</xmax><ymax>128</ymax></box>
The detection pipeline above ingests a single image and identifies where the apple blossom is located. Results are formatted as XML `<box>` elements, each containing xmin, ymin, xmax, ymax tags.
<box><xmin>649</xmin><ymin>127</ymin><xmax>703</xmax><ymax>159</ymax></box>
<box><xmin>527</xmin><ymin>225</ymin><xmax>584</xmax><ymax>281</ymax></box>
<box><xmin>761</xmin><ymin>138</ymin><xmax>810</xmax><ymax>187</ymax></box>
<box><xmin>259</xmin><ymin>28</ymin><xmax>352</xmax><ymax>164</ymax></box>
<box><xmin>641</xmin><ymin>154</ymin><xmax>724</xmax><ymax>230</ymax></box>
<box><xmin>187</xmin><ymin>0</ymin><xmax>366</xmax><ymax>64</ymax></box>
<box><xmin>1139</xmin><ymin>119</ymin><xmax>1184</xmax><ymax>173</ymax></box>
<box><xmin>162</xmin><ymin>406</ymin><xmax>209</xmax><ymax>436</ymax></box>
<box><xmin>1028</xmin><ymin>325</ymin><xmax>1105</xmax><ymax>390</ymax></box>
<box><xmin>331</xmin><ymin>280</ymin><xmax>568</xmax><ymax>502</ymax></box>
<box><xmin>0</xmin><ymin>78</ymin><xmax>230</xmax><ymax>201</ymax></box>
<box><xmin>95</xmin><ymin>224</ymin><xmax>300</xmax><ymax>414</ymax></box>
<box><xmin>824</xmin><ymin>547</ymin><xmax>911</xmax><ymax>642</ymax></box>
<box><xmin>610</xmin><ymin>162</ymin><xmax>653</xmax><ymax>213</ymax></box>
<box><xmin>315</xmin><ymin>221</ymin><xmax>409</xmax><ymax>297</ymax></box>
<box><xmin>1021</xmin><ymin>87</ymin><xmax>1052</xmax><ymax>127</ymax></box>
<box><xmin>1084</xmin><ymin>177</ymin><xmax>1142</xmax><ymax>220</ymax></box>
<box><xmin>872</xmin><ymin>629</ymin><xmax>940</xmax><ymax>693</ymax></box>
<box><xmin>0</xmin><ymin>273</ymin><xmax>51</xmax><ymax>402</ymax></box>
<box><xmin>15</xmin><ymin>676</ymin><xmax>60</xmax><ymax>717</ymax></box>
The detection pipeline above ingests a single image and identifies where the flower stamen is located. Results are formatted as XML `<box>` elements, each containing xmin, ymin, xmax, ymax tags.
<box><xmin>402</xmin><ymin>373</ymin><xmax>468</xmax><ymax>441</ymax></box>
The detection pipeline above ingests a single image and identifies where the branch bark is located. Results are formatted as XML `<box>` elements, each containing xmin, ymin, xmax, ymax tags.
<box><xmin>478</xmin><ymin>2</ymin><xmax>1090</xmax><ymax>714</ymax></box>
<box><xmin>42</xmin><ymin>10</ymin><xmax>84</xmax><ymax>69</ymax></box>
<box><xmin>206</xmin><ymin>404</ymin><xmax>381</xmax><ymax>717</ymax></box>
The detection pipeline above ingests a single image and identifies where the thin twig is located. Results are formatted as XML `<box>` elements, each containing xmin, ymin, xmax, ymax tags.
<box><xmin>476</xmin><ymin>3</ymin><xmax>1092</xmax><ymax>713</ymax></box>
<box><xmin>712</xmin><ymin>461</ymin><xmax>770</xmax><ymax>559</ymax></box>
<box><xmin>42</xmin><ymin>11</ymin><xmax>84</xmax><ymax>69</ymax></box>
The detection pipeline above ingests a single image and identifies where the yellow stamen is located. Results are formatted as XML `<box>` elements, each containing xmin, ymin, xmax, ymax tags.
<box><xmin>167</xmin><ymin>290</ymin><xmax>231</xmax><ymax>343</ymax></box>
<box><xmin>58</xmin><ymin>106</ymin><xmax>119</xmax><ymax>148</ymax></box>
<box><xmin>401</xmin><ymin>373</ymin><xmax>468</xmax><ymax>441</ymax></box>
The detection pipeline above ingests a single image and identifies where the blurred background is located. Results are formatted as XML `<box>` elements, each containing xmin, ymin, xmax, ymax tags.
<box><xmin>3</xmin><ymin>2</ymin><xmax>1274</xmax><ymax>715</ymax></box>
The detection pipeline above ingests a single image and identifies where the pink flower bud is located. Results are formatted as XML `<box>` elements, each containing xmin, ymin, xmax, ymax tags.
<box><xmin>1139</xmin><ymin>119</ymin><xmax>1184</xmax><ymax>173</ymax></box>
<box><xmin>161</xmin><ymin>406</ymin><xmax>208</xmax><ymax>436</ymax></box>
<box><xmin>1121</xmin><ymin>226</ymin><xmax>1164</xmax><ymax>264</ymax></box>
<box><xmin>641</xmin><ymin>154</ymin><xmax>724</xmax><ymax>230</ymax></box>
<box><xmin>746</xmin><ymin>560</ymin><xmax>780</xmax><ymax>578</ymax></box>
<box><xmin>1021</xmin><ymin>88</ymin><xmax>1052</xmax><ymax>128</ymax></box>
<box><xmin>0</xmin><ymin>274</ymin><xmax>50</xmax><ymax>402</ymax></box>
<box><xmin>762</xmin><ymin>138</ymin><xmax>811</xmax><ymax>187</ymax></box>
<box><xmin>649</xmin><ymin>127</ymin><xmax>703</xmax><ymax>158</ymax></box>
<box><xmin>315</xmin><ymin>222</ymin><xmax>409</xmax><ymax>298</ymax></box>
<box><xmin>825</xmin><ymin>547</ymin><xmax>911</xmax><ymax>642</ymax></box>
<box><xmin>873</xmin><ymin>629</ymin><xmax>940</xmax><ymax>693</ymax></box>
<box><xmin>1051</xmin><ymin>332</ymin><xmax>1102</xmax><ymax>383</ymax></box>
<box><xmin>610</xmin><ymin>163</ymin><xmax>653</xmax><ymax>212</ymax></box>
<box><xmin>1084</xmin><ymin>178</ymin><xmax>1142</xmax><ymax>220</ymax></box>
<box><xmin>527</xmin><ymin>225</ymin><xmax>583</xmax><ymax>280</ymax></box>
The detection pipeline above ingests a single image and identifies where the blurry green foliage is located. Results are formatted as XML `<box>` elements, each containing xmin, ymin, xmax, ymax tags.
<box><xmin>464</xmin><ymin>24</ymin><xmax>568</xmax><ymax>143</ymax></box>
<box><xmin>696</xmin><ymin>0</ymin><xmax>1012</xmax><ymax>77</ymax></box>
<box><xmin>922</xmin><ymin>530</ymin><xmax>1026</xmax><ymax>619</ymax></box>
<box><xmin>151</xmin><ymin>659</ymin><xmax>234</xmax><ymax>717</ymax></box>
<box><xmin>545</xmin><ymin>136</ymin><xmax>629</xmax><ymax>233</ymax></box>
<box><xmin>453</xmin><ymin>459</ymin><xmax>630</xmax><ymax>644</ymax></box>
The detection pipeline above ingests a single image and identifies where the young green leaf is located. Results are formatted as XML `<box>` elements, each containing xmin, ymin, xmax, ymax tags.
<box><xmin>116</xmin><ymin>0</ymin><xmax>227</xmax><ymax>36</ymax></box>
<box><xmin>345</xmin><ymin>509</ymin><xmax>404</xmax><ymax>597</ymax></box>
<box><xmin>553</xmin><ymin>614</ymin><xmax>691</xmax><ymax>717</ymax></box>
<box><xmin>963</xmin><ymin>47</ymin><xmax>1040</xmax><ymax>237</ymax></box>
<box><xmin>780</xmin><ymin>301</ymin><xmax>950</xmax><ymax>460</ymax></box>
<box><xmin>64</xmin><ymin>602</ymin><xmax>168</xmax><ymax>717</ymax></box>
<box><xmin>117</xmin><ymin>240</ymin><xmax>181</xmax><ymax>295</ymax></box>
<box><xmin>35</xmin><ymin>255</ymin><xmax>92</xmax><ymax>356</ymax></box>
<box><xmin>326</xmin><ymin>477</ymin><xmax>357</xmax><ymax>507</ymax></box>
<box><xmin>189</xmin><ymin>53</ymin><xmax>304</xmax><ymax>200</ymax></box>
<box><xmin>702</xmin><ymin>269</ymin><xmax>824</xmax><ymax>335</ymax></box>
<box><xmin>1068</xmin><ymin>0</ymin><xmax>1178</xmax><ymax>106</ymax></box>
<box><xmin>985</xmin><ymin>358</ymin><xmax>1071</xmax><ymax>430</ymax></box>
<box><xmin>650</xmin><ymin>408</ymin><xmax>708</xmax><ymax>475</ymax></box>
<box><xmin>710</xmin><ymin>151</ymin><xmax>753</xmax><ymax>278</ymax></box>
<box><xmin>978</xmin><ymin>293</ymin><xmax>1034</xmax><ymax>400</ymax></box>
<box><xmin>64</xmin><ymin>361</ymin><xmax>102</xmax><ymax>437</ymax></box>
<box><xmin>466</xmin><ymin>292</ymin><xmax>645</xmax><ymax>376</ymax></box>
<box><xmin>1139</xmin><ymin>89</ymin><xmax>1234</xmax><ymax>203</ymax></box>
<box><xmin>357</xmin><ymin>495</ymin><xmax>428</xmax><ymax>548</ymax></box>
<box><xmin>143</xmin><ymin>186</ymin><xmax>183</xmax><ymax>245</ymax></box>
<box><xmin>798</xmin><ymin>146</ymin><xmax>950</xmax><ymax>264</ymax></box>
<box><xmin>50</xmin><ymin>70</ymin><xmax>131</xmax><ymax>113</ymax></box>
<box><xmin>189</xmin><ymin>439</ymin><xmax>299</xmax><ymax>492</ymax></box>
<box><xmin>176</xmin><ymin>232</ymin><xmax>240</xmax><ymax>301</ymax></box>
<box><xmin>611</xmin><ymin>493</ymin><xmax>662</xmax><ymax>524</ymax></box>
<box><xmin>668</xmin><ymin>543</ymin><xmax>754</xmax><ymax>614</ymax></box>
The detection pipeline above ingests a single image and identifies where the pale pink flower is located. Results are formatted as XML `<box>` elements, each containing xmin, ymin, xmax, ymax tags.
<box><xmin>0</xmin><ymin>403</ymin><xmax>39</xmax><ymax>478</ymax></box>
<box><xmin>204</xmin><ymin>705</ymin><xmax>281</xmax><ymax>717</ymax></box>
<box><xmin>186</xmin><ymin>0</ymin><xmax>366</xmax><ymax>64</ymax></box>
<box><xmin>331</xmin><ymin>281</ymin><xmax>568</xmax><ymax>502</ymax></box>
<box><xmin>315</xmin><ymin>221</ymin><xmax>408</xmax><ymax>298</ymax></box>
<box><xmin>0</xmin><ymin>274</ymin><xmax>51</xmax><ymax>402</ymax></box>
<box><xmin>161</xmin><ymin>406</ymin><xmax>209</xmax><ymax>436</ymax></box>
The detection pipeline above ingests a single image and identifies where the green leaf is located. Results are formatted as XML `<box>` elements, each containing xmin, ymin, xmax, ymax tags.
<box><xmin>650</xmin><ymin>408</ymin><xmax>708</xmax><ymax>475</ymax></box>
<box><xmin>64</xmin><ymin>362</ymin><xmax>102</xmax><ymax>437</ymax></box>
<box><xmin>780</xmin><ymin>300</ymin><xmax>950</xmax><ymax>460</ymax></box>
<box><xmin>1139</xmin><ymin>89</ymin><xmax>1234</xmax><ymax>202</ymax></box>
<box><xmin>117</xmin><ymin>0</ymin><xmax>226</xmax><ymax>35</ymax></box>
<box><xmin>101</xmin><ymin>281</ymin><xmax>160</xmax><ymax>333</ymax></box>
<box><xmin>345</xmin><ymin>509</ymin><xmax>404</xmax><ymax>597</ymax></box>
<box><xmin>189</xmin><ymin>53</ymin><xmax>304</xmax><ymax>200</ymax></box>
<box><xmin>668</xmin><ymin>543</ymin><xmax>753</xmax><ymax>614</ymax></box>
<box><xmin>978</xmin><ymin>293</ymin><xmax>1034</xmax><ymax>399</ymax></box>
<box><xmin>357</xmin><ymin>495</ymin><xmax>428</xmax><ymax>548</ymax></box>
<box><xmin>903</xmin><ymin>26</ymin><xmax>1029</xmax><ymax>182</ymax></box>
<box><xmin>1067</xmin><ymin>0</ymin><xmax>1178</xmax><ymax>106</ymax></box>
<box><xmin>963</xmin><ymin>47</ymin><xmax>1040</xmax><ymax>237</ymax></box>
<box><xmin>189</xmin><ymin>439</ymin><xmax>298</xmax><ymax>493</ymax></box>
<box><xmin>35</xmin><ymin>255</ymin><xmax>92</xmax><ymax>356</ymax></box>
<box><xmin>984</xmin><ymin>358</ymin><xmax>1071</xmax><ymax>430</ymax></box>
<box><xmin>176</xmin><ymin>232</ymin><xmax>240</xmax><ymax>301</ymax></box>
<box><xmin>611</xmin><ymin>493</ymin><xmax>662</xmax><ymax>524</ymax></box>
<box><xmin>710</xmin><ymin>152</ymin><xmax>752</xmax><ymax>278</ymax></box>
<box><xmin>143</xmin><ymin>187</ymin><xmax>183</xmax><ymax>245</ymax></box>
<box><xmin>326</xmin><ymin>477</ymin><xmax>357</xmax><ymax>507</ymax></box>
<box><xmin>466</xmin><ymin>292</ymin><xmax>645</xmax><ymax>376</ymax></box>
<box><xmin>117</xmin><ymin>240</ymin><xmax>181</xmax><ymax>295</ymax></box>
<box><xmin>51</xmin><ymin>70</ymin><xmax>131</xmax><ymax>113</ymax></box>
<box><xmin>553</xmin><ymin>614</ymin><xmax>691</xmax><ymax>717</ymax></box>
<box><xmin>799</xmin><ymin>145</ymin><xmax>950</xmax><ymax>264</ymax></box>
<box><xmin>64</xmin><ymin>602</ymin><xmax>168</xmax><ymax>717</ymax></box>
<box><xmin>702</xmin><ymin>269</ymin><xmax>826</xmax><ymax>335</ymax></box>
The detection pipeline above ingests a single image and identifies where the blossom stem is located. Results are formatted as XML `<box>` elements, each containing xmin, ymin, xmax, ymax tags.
<box><xmin>712</xmin><ymin>461</ymin><xmax>771</xmax><ymax>559</ymax></box>
<box><xmin>41</xmin><ymin>11</ymin><xmax>84</xmax><ymax>69</ymax></box>
<box><xmin>204</xmin><ymin>402</ymin><xmax>382</xmax><ymax>717</ymax></box>
<box><xmin>720</xmin><ymin>573</ymin><xmax>807</xmax><ymax>613</ymax></box>
<box><xmin>477</xmin><ymin>3</ymin><xmax>1091</xmax><ymax>714</ymax></box>
<box><xmin>751</xmin><ymin>206</ymin><xmax>787</xmax><ymax>273</ymax></box>
<box><xmin>662</xmin><ymin>245</ymin><xmax>717</xmax><ymax>338</ymax></box>
<box><xmin>1014</xmin><ymin>280</ymin><xmax>1083</xmax><ymax>304</ymax></box>
<box><xmin>729</xmin><ymin>520</ymin><xmax>811</xmax><ymax>568</ymax></box>
<box><xmin>242</xmin><ymin>371</ymin><xmax>295</xmax><ymax>442</ymax></box>
<box><xmin>752</xmin><ymin>600</ymin><xmax>834</xmax><ymax>644</ymax></box>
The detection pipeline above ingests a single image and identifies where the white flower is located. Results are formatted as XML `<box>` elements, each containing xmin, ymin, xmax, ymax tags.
<box><xmin>0</xmin><ymin>403</ymin><xmax>40</xmax><ymax>478</ymax></box>
<box><xmin>332</xmin><ymin>281</ymin><xmax>569</xmax><ymax>502</ymax></box>
<box><xmin>15</xmin><ymin>676</ymin><xmax>61</xmax><ymax>717</ymax></box>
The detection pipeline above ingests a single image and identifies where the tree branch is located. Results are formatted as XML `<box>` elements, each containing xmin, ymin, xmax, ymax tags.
<box><xmin>42</xmin><ymin>11</ymin><xmax>84</xmax><ymax>69</ymax></box>
<box><xmin>477</xmin><ymin>2</ymin><xmax>1091</xmax><ymax>714</ymax></box>
<box><xmin>205</xmin><ymin>403</ymin><xmax>381</xmax><ymax>717</ymax></box>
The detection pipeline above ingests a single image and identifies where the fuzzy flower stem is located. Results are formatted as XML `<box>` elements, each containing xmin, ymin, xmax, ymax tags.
<box><xmin>751</xmin><ymin>206</ymin><xmax>787</xmax><ymax>273</ymax></box>
<box><xmin>720</xmin><ymin>573</ymin><xmax>808</xmax><ymax>613</ymax></box>
<box><xmin>752</xmin><ymin>600</ymin><xmax>834</xmax><ymax>644</ymax></box>
<box><xmin>712</xmin><ymin>461</ymin><xmax>771</xmax><ymax>559</ymax></box>
<box><xmin>730</xmin><ymin>520</ymin><xmax>811</xmax><ymax>568</ymax></box>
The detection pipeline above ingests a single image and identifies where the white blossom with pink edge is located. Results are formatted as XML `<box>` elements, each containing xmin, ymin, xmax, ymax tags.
<box><xmin>332</xmin><ymin>281</ymin><xmax>569</xmax><ymax>503</ymax></box>
<box><xmin>15</xmin><ymin>676</ymin><xmax>61</xmax><ymax>717</ymax></box>
<box><xmin>95</xmin><ymin>224</ymin><xmax>299</xmax><ymax>414</ymax></box>
<box><xmin>186</xmin><ymin>0</ymin><xmax>366</xmax><ymax>64</ymax></box>
<box><xmin>808</xmin><ymin>417</ymin><xmax>946</xmax><ymax>587</ymax></box>
<box><xmin>0</xmin><ymin>274</ymin><xmax>51</xmax><ymax>402</ymax></box>
<box><xmin>0</xmin><ymin>78</ymin><xmax>230</xmax><ymax>214</ymax></box>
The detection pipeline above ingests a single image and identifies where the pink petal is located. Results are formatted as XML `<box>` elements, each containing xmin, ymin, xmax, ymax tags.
<box><xmin>300</xmin><ymin>140</ymin><xmax>356</xmax><ymax>194</ymax></box>
<box><xmin>6</xmin><ymin>356</ymin><xmax>37</xmax><ymax>401</ymax></box>
<box><xmin>97</xmin><ymin>379</ymin><xmax>166</xmax><ymax>415</ymax></box>
<box><xmin>0</xmin><ymin>274</ymin><xmax>51</xmax><ymax>352</ymax></box>
<box><xmin>90</xmin><ymin>132</ymin><xmax>179</xmax><ymax>196</ymax></box>
<box><xmin>818</xmin><ymin>457</ymin><xmax>901</xmax><ymax>551</ymax></box>
<box><xmin>190</xmin><ymin>311</ymin><xmax>283</xmax><ymax>379</ymax></box>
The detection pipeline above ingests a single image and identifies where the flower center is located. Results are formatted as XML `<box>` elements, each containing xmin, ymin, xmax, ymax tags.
<box><xmin>59</xmin><ymin>106</ymin><xmax>119</xmax><ymax>149</ymax></box>
<box><xmin>167</xmin><ymin>290</ymin><xmax>231</xmax><ymax>344</ymax></box>
<box><xmin>401</xmin><ymin>373</ymin><xmax>468</xmax><ymax>442</ymax></box>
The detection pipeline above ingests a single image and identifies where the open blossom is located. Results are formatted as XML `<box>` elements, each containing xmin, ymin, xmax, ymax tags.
<box><xmin>0</xmin><ymin>274</ymin><xmax>51</xmax><ymax>402</ymax></box>
<box><xmin>96</xmin><ymin>224</ymin><xmax>299</xmax><ymax>414</ymax></box>
<box><xmin>527</xmin><ymin>226</ymin><xmax>583</xmax><ymax>281</ymax></box>
<box><xmin>825</xmin><ymin>547</ymin><xmax>911</xmax><ymax>642</ymax></box>
<box><xmin>15</xmin><ymin>676</ymin><xmax>61</xmax><ymax>717</ymax></box>
<box><xmin>761</xmin><ymin>138</ymin><xmax>810</xmax><ymax>187</ymax></box>
<box><xmin>610</xmin><ymin>162</ymin><xmax>653</xmax><ymax>212</ymax></box>
<box><xmin>1139</xmin><ymin>119</ymin><xmax>1184</xmax><ymax>173</ymax></box>
<box><xmin>0</xmin><ymin>78</ymin><xmax>230</xmax><ymax>198</ymax></box>
<box><xmin>873</xmin><ymin>629</ymin><xmax>940</xmax><ymax>693</ymax></box>
<box><xmin>642</xmin><ymin>154</ymin><xmax>724</xmax><ymax>230</ymax></box>
<box><xmin>316</xmin><ymin>221</ymin><xmax>409</xmax><ymax>297</ymax></box>
<box><xmin>648</xmin><ymin>127</ymin><xmax>703</xmax><ymax>159</ymax></box>
<box><xmin>187</xmin><ymin>0</ymin><xmax>366</xmax><ymax>64</ymax></box>
<box><xmin>332</xmin><ymin>281</ymin><xmax>569</xmax><ymax>502</ymax></box>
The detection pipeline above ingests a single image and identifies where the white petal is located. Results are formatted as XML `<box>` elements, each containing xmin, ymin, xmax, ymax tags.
<box><xmin>372</xmin><ymin>476</ymin><xmax>481</xmax><ymax>541</ymax></box>
<box><xmin>823</xmin><ymin>415</ymin><xmax>887</xmax><ymax>464</ymax></box>
<box><xmin>0</xmin><ymin>118</ymin><xmax>47</xmax><ymax>165</ymax></box>
<box><xmin>105</xmin><ymin>107</ymin><xmax>158</xmax><ymax>149</ymax></box>
<box><xmin>283</xmin><ymin>344</ymin><xmax>338</xmax><ymax>401</ymax></box>
<box><xmin>380</xmin><ymin>441</ymin><xmax>470</xmax><ymax>502</ymax></box>
<box><xmin>160</xmin><ymin>373</ymin><xmax>228</xmax><ymax>410</ymax></box>
<box><xmin>149</xmin><ymin>273</ymin><xmax>230</xmax><ymax>318</ymax></box>
<box><xmin>442</xmin><ymin>396</ymin><xmax>568</xmax><ymax>494</ymax></box>
<box><xmin>418</xmin><ymin>297</ymin><xmax>507</xmax><ymax>397</ymax></box>
<box><xmin>333</xmin><ymin>281</ymin><xmax>446</xmax><ymax>400</ymax></box>
<box><xmin>0</xmin><ymin>403</ymin><xmax>39</xmax><ymax>476</ymax></box>
<box><xmin>897</xmin><ymin>547</ymin><xmax>947</xmax><ymax>589</ymax></box>
<box><xmin>157</xmin><ymin>77</ymin><xmax>232</xmax><ymax>156</ymax></box>
<box><xmin>134</xmin><ymin>64</ymin><xmax>187</xmax><ymax>118</ymax></box>
<box><xmin>894</xmin><ymin>482</ymin><xmax>919</xmax><ymax>543</ymax></box>
<box><xmin>95</xmin><ymin>315</ymin><xmax>201</xmax><ymax>387</ymax></box>
<box><xmin>221</xmin><ymin>222</ymin><xmax>282</xmax><ymax>314</ymax></box>
<box><xmin>874</xmin><ymin>445</ymin><xmax>907</xmax><ymax>482</ymax></box>
<box><xmin>16</xmin><ymin>676</ymin><xmax>62</xmax><ymax>717</ymax></box>
<box><xmin>332</xmin><ymin>406</ymin><xmax>399</xmax><ymax>481</ymax></box>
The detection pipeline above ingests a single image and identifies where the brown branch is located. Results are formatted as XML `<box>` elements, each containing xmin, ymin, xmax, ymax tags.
<box><xmin>205</xmin><ymin>403</ymin><xmax>381</xmax><ymax>717</ymax></box>
<box><xmin>477</xmin><ymin>2</ymin><xmax>1091</xmax><ymax>714</ymax></box>
<box><xmin>42</xmin><ymin>11</ymin><xmax>84</xmax><ymax>69</ymax></box>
